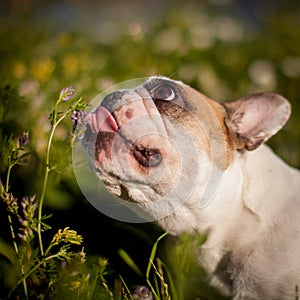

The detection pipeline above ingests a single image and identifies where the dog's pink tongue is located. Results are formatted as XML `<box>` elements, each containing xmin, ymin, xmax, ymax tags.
<box><xmin>89</xmin><ymin>106</ymin><xmax>118</xmax><ymax>133</ymax></box>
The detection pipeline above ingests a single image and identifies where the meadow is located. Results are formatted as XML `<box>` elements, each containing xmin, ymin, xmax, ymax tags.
<box><xmin>0</xmin><ymin>1</ymin><xmax>299</xmax><ymax>299</ymax></box>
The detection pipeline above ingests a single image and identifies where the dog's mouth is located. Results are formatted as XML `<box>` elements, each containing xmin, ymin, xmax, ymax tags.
<box><xmin>89</xmin><ymin>106</ymin><xmax>119</xmax><ymax>133</ymax></box>
<box><xmin>88</xmin><ymin>105</ymin><xmax>163</xmax><ymax>168</ymax></box>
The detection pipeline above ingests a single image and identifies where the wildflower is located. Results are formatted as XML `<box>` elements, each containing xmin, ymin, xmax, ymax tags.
<box><xmin>132</xmin><ymin>286</ymin><xmax>153</xmax><ymax>300</ymax></box>
<box><xmin>18</xmin><ymin>131</ymin><xmax>30</xmax><ymax>147</ymax></box>
<box><xmin>0</xmin><ymin>182</ymin><xmax>19</xmax><ymax>214</ymax></box>
<box><xmin>32</xmin><ymin>58</ymin><xmax>55</xmax><ymax>82</ymax></box>
<box><xmin>51</xmin><ymin>227</ymin><xmax>83</xmax><ymax>246</ymax></box>
<box><xmin>70</xmin><ymin>280</ymin><xmax>81</xmax><ymax>291</ymax></box>
<box><xmin>18</xmin><ymin>226</ymin><xmax>34</xmax><ymax>243</ymax></box>
<box><xmin>71</xmin><ymin>109</ymin><xmax>88</xmax><ymax>140</ymax></box>
<box><xmin>5</xmin><ymin>192</ymin><xmax>19</xmax><ymax>215</ymax></box>
<box><xmin>59</xmin><ymin>86</ymin><xmax>76</xmax><ymax>102</ymax></box>
<box><xmin>20</xmin><ymin>195</ymin><xmax>38</xmax><ymax>220</ymax></box>
<box><xmin>71</xmin><ymin>109</ymin><xmax>83</xmax><ymax>129</ymax></box>
<box><xmin>18</xmin><ymin>217</ymin><xmax>28</xmax><ymax>227</ymax></box>
<box><xmin>18</xmin><ymin>195</ymin><xmax>37</xmax><ymax>243</ymax></box>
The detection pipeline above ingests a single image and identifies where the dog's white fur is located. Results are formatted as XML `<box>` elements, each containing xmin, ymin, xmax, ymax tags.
<box><xmin>197</xmin><ymin>144</ymin><xmax>300</xmax><ymax>298</ymax></box>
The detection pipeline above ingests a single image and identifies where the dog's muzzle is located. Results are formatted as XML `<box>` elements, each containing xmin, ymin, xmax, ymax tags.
<box><xmin>87</xmin><ymin>90</ymin><xmax>163</xmax><ymax>168</ymax></box>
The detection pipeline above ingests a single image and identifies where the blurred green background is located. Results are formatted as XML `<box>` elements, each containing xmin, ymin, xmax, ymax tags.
<box><xmin>0</xmin><ymin>0</ymin><xmax>300</xmax><ymax>298</ymax></box>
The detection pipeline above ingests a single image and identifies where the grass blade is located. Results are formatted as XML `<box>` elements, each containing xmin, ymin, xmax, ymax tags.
<box><xmin>146</xmin><ymin>232</ymin><xmax>168</xmax><ymax>300</ymax></box>
<box><xmin>118</xmin><ymin>249</ymin><xmax>143</xmax><ymax>277</ymax></box>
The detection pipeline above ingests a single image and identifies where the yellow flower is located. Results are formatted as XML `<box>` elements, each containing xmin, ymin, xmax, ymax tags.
<box><xmin>70</xmin><ymin>280</ymin><xmax>81</xmax><ymax>291</ymax></box>
<box><xmin>32</xmin><ymin>58</ymin><xmax>55</xmax><ymax>82</ymax></box>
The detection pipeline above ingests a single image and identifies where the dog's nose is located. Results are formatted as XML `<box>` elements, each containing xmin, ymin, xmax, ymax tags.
<box><xmin>101</xmin><ymin>91</ymin><xmax>127</xmax><ymax>112</ymax></box>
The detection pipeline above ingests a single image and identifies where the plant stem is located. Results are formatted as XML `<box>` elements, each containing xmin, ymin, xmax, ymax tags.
<box><xmin>5</xmin><ymin>163</ymin><xmax>12</xmax><ymax>192</ymax></box>
<box><xmin>37</xmin><ymin>109</ymin><xmax>69</xmax><ymax>257</ymax></box>
<box><xmin>5</xmin><ymin>164</ymin><xmax>28</xmax><ymax>299</ymax></box>
<box><xmin>37</xmin><ymin>124</ymin><xmax>55</xmax><ymax>256</ymax></box>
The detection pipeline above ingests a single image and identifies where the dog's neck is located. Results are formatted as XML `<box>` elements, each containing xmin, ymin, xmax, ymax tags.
<box><xmin>157</xmin><ymin>144</ymin><xmax>299</xmax><ymax>251</ymax></box>
<box><xmin>197</xmin><ymin>145</ymin><xmax>300</xmax><ymax>274</ymax></box>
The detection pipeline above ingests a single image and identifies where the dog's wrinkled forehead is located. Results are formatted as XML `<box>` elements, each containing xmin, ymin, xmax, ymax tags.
<box><xmin>142</xmin><ymin>76</ymin><xmax>213</xmax><ymax>115</ymax></box>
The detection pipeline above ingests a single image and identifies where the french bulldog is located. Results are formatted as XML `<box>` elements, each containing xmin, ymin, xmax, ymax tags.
<box><xmin>80</xmin><ymin>77</ymin><xmax>300</xmax><ymax>299</ymax></box>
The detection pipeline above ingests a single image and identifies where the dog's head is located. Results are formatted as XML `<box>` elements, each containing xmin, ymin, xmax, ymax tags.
<box><xmin>78</xmin><ymin>77</ymin><xmax>290</xmax><ymax>232</ymax></box>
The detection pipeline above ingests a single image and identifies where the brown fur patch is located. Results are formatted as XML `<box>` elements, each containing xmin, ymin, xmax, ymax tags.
<box><xmin>176</xmin><ymin>83</ymin><xmax>236</xmax><ymax>170</ymax></box>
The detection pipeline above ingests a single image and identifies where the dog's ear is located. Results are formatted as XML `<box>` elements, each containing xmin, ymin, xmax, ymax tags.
<box><xmin>223</xmin><ymin>93</ymin><xmax>291</xmax><ymax>151</ymax></box>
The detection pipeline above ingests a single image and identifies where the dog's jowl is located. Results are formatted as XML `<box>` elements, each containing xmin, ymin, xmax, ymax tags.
<box><xmin>81</xmin><ymin>77</ymin><xmax>300</xmax><ymax>299</ymax></box>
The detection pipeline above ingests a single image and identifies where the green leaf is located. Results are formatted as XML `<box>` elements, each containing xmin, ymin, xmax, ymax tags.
<box><xmin>146</xmin><ymin>232</ymin><xmax>168</xmax><ymax>280</ymax></box>
<box><xmin>118</xmin><ymin>249</ymin><xmax>143</xmax><ymax>277</ymax></box>
<box><xmin>146</xmin><ymin>232</ymin><xmax>168</xmax><ymax>300</ymax></box>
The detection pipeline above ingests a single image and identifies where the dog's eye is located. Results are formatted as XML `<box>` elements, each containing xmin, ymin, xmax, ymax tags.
<box><xmin>152</xmin><ymin>85</ymin><xmax>176</xmax><ymax>101</ymax></box>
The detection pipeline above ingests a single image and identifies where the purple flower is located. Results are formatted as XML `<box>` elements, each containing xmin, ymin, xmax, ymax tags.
<box><xmin>18</xmin><ymin>195</ymin><xmax>37</xmax><ymax>243</ymax></box>
<box><xmin>71</xmin><ymin>109</ymin><xmax>88</xmax><ymax>133</ymax></box>
<box><xmin>132</xmin><ymin>286</ymin><xmax>153</xmax><ymax>300</ymax></box>
<box><xmin>59</xmin><ymin>86</ymin><xmax>76</xmax><ymax>102</ymax></box>
<box><xmin>18</xmin><ymin>217</ymin><xmax>28</xmax><ymax>227</ymax></box>
<box><xmin>71</xmin><ymin>109</ymin><xmax>83</xmax><ymax>123</ymax></box>
<box><xmin>5</xmin><ymin>192</ymin><xmax>19</xmax><ymax>215</ymax></box>
<box><xmin>18</xmin><ymin>131</ymin><xmax>30</xmax><ymax>147</ymax></box>
<box><xmin>18</xmin><ymin>227</ymin><xmax>33</xmax><ymax>242</ymax></box>
<box><xmin>20</xmin><ymin>195</ymin><xmax>37</xmax><ymax>218</ymax></box>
